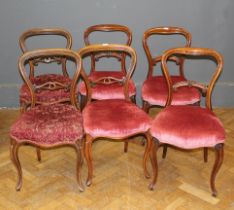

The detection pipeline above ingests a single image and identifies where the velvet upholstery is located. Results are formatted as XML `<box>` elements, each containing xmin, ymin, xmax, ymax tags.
<box><xmin>20</xmin><ymin>74</ymin><xmax>75</xmax><ymax>105</ymax></box>
<box><xmin>10</xmin><ymin>104</ymin><xmax>83</xmax><ymax>145</ymax></box>
<box><xmin>79</xmin><ymin>71</ymin><xmax>136</xmax><ymax>100</ymax></box>
<box><xmin>142</xmin><ymin>76</ymin><xmax>201</xmax><ymax>106</ymax></box>
<box><xmin>150</xmin><ymin>105</ymin><xmax>225</xmax><ymax>149</ymax></box>
<box><xmin>83</xmin><ymin>99</ymin><xmax>151</xmax><ymax>138</ymax></box>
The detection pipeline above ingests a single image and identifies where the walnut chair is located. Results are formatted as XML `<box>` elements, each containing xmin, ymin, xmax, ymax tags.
<box><xmin>10</xmin><ymin>49</ymin><xmax>86</xmax><ymax>192</ymax></box>
<box><xmin>139</xmin><ymin>26</ymin><xmax>202</xmax><ymax>157</ymax></box>
<box><xmin>149</xmin><ymin>47</ymin><xmax>225</xmax><ymax>197</ymax></box>
<box><xmin>19</xmin><ymin>28</ymin><xmax>73</xmax><ymax>112</ymax></box>
<box><xmin>79</xmin><ymin>24</ymin><xmax>136</xmax><ymax>109</ymax></box>
<box><xmin>79</xmin><ymin>44</ymin><xmax>152</xmax><ymax>186</ymax></box>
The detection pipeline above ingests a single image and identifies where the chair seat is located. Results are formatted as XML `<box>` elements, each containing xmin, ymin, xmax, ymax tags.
<box><xmin>150</xmin><ymin>105</ymin><xmax>225</xmax><ymax>149</ymax></box>
<box><xmin>83</xmin><ymin>99</ymin><xmax>151</xmax><ymax>138</ymax></box>
<box><xmin>20</xmin><ymin>74</ymin><xmax>75</xmax><ymax>105</ymax></box>
<box><xmin>142</xmin><ymin>76</ymin><xmax>201</xmax><ymax>106</ymax></box>
<box><xmin>79</xmin><ymin>71</ymin><xmax>136</xmax><ymax>100</ymax></box>
<box><xmin>10</xmin><ymin>104</ymin><xmax>83</xmax><ymax>145</ymax></box>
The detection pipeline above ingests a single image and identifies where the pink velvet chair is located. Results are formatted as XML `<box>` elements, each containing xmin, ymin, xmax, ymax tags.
<box><xmin>79</xmin><ymin>24</ymin><xmax>136</xmax><ymax>109</ymax></box>
<box><xmin>19</xmin><ymin>28</ymin><xmax>73</xmax><ymax>112</ymax></box>
<box><xmin>79</xmin><ymin>44</ymin><xmax>152</xmax><ymax>186</ymax></box>
<box><xmin>149</xmin><ymin>47</ymin><xmax>225</xmax><ymax>196</ymax></box>
<box><xmin>10</xmin><ymin>49</ymin><xmax>86</xmax><ymax>192</ymax></box>
<box><xmin>139</xmin><ymin>27</ymin><xmax>202</xmax><ymax>157</ymax></box>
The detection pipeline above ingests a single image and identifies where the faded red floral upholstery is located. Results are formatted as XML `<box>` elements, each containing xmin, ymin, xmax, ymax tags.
<box><xmin>83</xmin><ymin>99</ymin><xmax>151</xmax><ymax>138</ymax></box>
<box><xmin>10</xmin><ymin>104</ymin><xmax>83</xmax><ymax>145</ymax></box>
<box><xmin>79</xmin><ymin>71</ymin><xmax>136</xmax><ymax>100</ymax></box>
<box><xmin>20</xmin><ymin>74</ymin><xmax>76</xmax><ymax>105</ymax></box>
<box><xmin>150</xmin><ymin>105</ymin><xmax>225</xmax><ymax>149</ymax></box>
<box><xmin>142</xmin><ymin>76</ymin><xmax>201</xmax><ymax>106</ymax></box>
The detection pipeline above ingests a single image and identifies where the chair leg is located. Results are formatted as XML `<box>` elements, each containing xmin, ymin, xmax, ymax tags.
<box><xmin>123</xmin><ymin>95</ymin><xmax>136</xmax><ymax>153</ymax></box>
<box><xmin>210</xmin><ymin>143</ymin><xmax>224</xmax><ymax>197</ymax></box>
<box><xmin>36</xmin><ymin>148</ymin><xmax>41</xmax><ymax>162</ymax></box>
<box><xmin>204</xmin><ymin>147</ymin><xmax>208</xmax><ymax>162</ymax></box>
<box><xmin>85</xmin><ymin>134</ymin><xmax>94</xmax><ymax>186</ymax></box>
<box><xmin>10</xmin><ymin>141</ymin><xmax>22</xmax><ymax>191</ymax></box>
<box><xmin>124</xmin><ymin>142</ymin><xmax>128</xmax><ymax>153</ymax></box>
<box><xmin>140</xmin><ymin>101</ymin><xmax>150</xmax><ymax>146</ymax></box>
<box><xmin>162</xmin><ymin>144</ymin><xmax>168</xmax><ymax>159</ymax></box>
<box><xmin>143</xmin><ymin>131</ymin><xmax>152</xmax><ymax>179</ymax></box>
<box><xmin>80</xmin><ymin>95</ymin><xmax>86</xmax><ymax>111</ymax></box>
<box><xmin>74</xmin><ymin>142</ymin><xmax>84</xmax><ymax>192</ymax></box>
<box><xmin>149</xmin><ymin>139</ymin><xmax>159</xmax><ymax>190</ymax></box>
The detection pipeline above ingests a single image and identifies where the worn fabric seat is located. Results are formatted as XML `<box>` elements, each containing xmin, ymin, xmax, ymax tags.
<box><xmin>10</xmin><ymin>49</ymin><xmax>85</xmax><ymax>192</ymax></box>
<box><xmin>79</xmin><ymin>71</ymin><xmax>136</xmax><ymax>100</ymax></box>
<box><xmin>83</xmin><ymin>99</ymin><xmax>151</xmax><ymax>138</ymax></box>
<box><xmin>20</xmin><ymin>74</ymin><xmax>75</xmax><ymax>105</ymax></box>
<box><xmin>11</xmin><ymin>104</ymin><xmax>83</xmax><ymax>145</ymax></box>
<box><xmin>142</xmin><ymin>76</ymin><xmax>200</xmax><ymax>106</ymax></box>
<box><xmin>150</xmin><ymin>105</ymin><xmax>225</xmax><ymax>149</ymax></box>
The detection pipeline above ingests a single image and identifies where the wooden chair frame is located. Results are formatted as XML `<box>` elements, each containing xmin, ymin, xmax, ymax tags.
<box><xmin>78</xmin><ymin>44</ymin><xmax>152</xmax><ymax>186</ymax></box>
<box><xmin>149</xmin><ymin>47</ymin><xmax>224</xmax><ymax>196</ymax></box>
<box><xmin>11</xmin><ymin>49</ymin><xmax>85</xmax><ymax>192</ymax></box>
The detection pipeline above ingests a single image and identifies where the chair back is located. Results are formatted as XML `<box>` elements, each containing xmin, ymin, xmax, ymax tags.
<box><xmin>161</xmin><ymin>47</ymin><xmax>223</xmax><ymax>110</ymax></box>
<box><xmin>84</xmin><ymin>24</ymin><xmax>132</xmax><ymax>74</ymax></box>
<box><xmin>19</xmin><ymin>28</ymin><xmax>73</xmax><ymax>79</ymax></box>
<box><xmin>18</xmin><ymin>49</ymin><xmax>83</xmax><ymax>109</ymax></box>
<box><xmin>78</xmin><ymin>44</ymin><xmax>137</xmax><ymax>103</ymax></box>
<box><xmin>143</xmin><ymin>26</ymin><xmax>192</xmax><ymax>79</ymax></box>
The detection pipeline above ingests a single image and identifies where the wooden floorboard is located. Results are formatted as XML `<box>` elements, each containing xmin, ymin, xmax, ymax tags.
<box><xmin>0</xmin><ymin>108</ymin><xmax>233</xmax><ymax>210</ymax></box>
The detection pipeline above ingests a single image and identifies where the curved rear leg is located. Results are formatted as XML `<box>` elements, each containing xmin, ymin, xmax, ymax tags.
<box><xmin>210</xmin><ymin>143</ymin><xmax>224</xmax><ymax>197</ymax></box>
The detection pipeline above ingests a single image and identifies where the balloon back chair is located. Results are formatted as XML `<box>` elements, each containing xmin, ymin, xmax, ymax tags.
<box><xmin>79</xmin><ymin>44</ymin><xmax>152</xmax><ymax>186</ymax></box>
<box><xmin>140</xmin><ymin>26</ymin><xmax>202</xmax><ymax>157</ymax></box>
<box><xmin>10</xmin><ymin>49</ymin><xmax>87</xmax><ymax>192</ymax></box>
<box><xmin>149</xmin><ymin>47</ymin><xmax>225</xmax><ymax>197</ymax></box>
<box><xmin>79</xmin><ymin>24</ymin><xmax>136</xmax><ymax>109</ymax></box>
<box><xmin>19</xmin><ymin>28</ymin><xmax>73</xmax><ymax>112</ymax></box>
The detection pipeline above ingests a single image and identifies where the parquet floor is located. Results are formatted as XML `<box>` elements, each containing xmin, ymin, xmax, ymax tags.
<box><xmin>0</xmin><ymin>108</ymin><xmax>233</xmax><ymax>210</ymax></box>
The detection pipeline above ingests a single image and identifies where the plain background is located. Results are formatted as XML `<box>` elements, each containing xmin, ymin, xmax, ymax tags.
<box><xmin>0</xmin><ymin>0</ymin><xmax>233</xmax><ymax>107</ymax></box>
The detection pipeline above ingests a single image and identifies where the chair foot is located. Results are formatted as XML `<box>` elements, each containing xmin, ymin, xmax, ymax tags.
<box><xmin>148</xmin><ymin>182</ymin><xmax>155</xmax><ymax>191</ymax></box>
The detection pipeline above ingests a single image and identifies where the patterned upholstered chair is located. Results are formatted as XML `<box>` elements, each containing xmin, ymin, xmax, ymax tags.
<box><xmin>138</xmin><ymin>27</ymin><xmax>202</xmax><ymax>157</ymax></box>
<box><xmin>80</xmin><ymin>44</ymin><xmax>152</xmax><ymax>186</ymax></box>
<box><xmin>10</xmin><ymin>49</ymin><xmax>86</xmax><ymax>192</ymax></box>
<box><xmin>149</xmin><ymin>47</ymin><xmax>225</xmax><ymax>196</ymax></box>
<box><xmin>19</xmin><ymin>28</ymin><xmax>73</xmax><ymax>112</ymax></box>
<box><xmin>79</xmin><ymin>24</ymin><xmax>136</xmax><ymax>109</ymax></box>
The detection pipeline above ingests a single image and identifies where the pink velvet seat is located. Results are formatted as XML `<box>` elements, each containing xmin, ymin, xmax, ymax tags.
<box><xmin>79</xmin><ymin>44</ymin><xmax>152</xmax><ymax>187</ymax></box>
<box><xmin>79</xmin><ymin>24</ymin><xmax>136</xmax><ymax>108</ymax></box>
<box><xmin>149</xmin><ymin>47</ymin><xmax>225</xmax><ymax>197</ymax></box>
<box><xmin>19</xmin><ymin>28</ymin><xmax>73</xmax><ymax>111</ymax></box>
<box><xmin>11</xmin><ymin>104</ymin><xmax>83</xmax><ymax>145</ymax></box>
<box><xmin>79</xmin><ymin>71</ymin><xmax>136</xmax><ymax>100</ymax></box>
<box><xmin>20</xmin><ymin>74</ymin><xmax>75</xmax><ymax>105</ymax></box>
<box><xmin>83</xmin><ymin>99</ymin><xmax>151</xmax><ymax>138</ymax></box>
<box><xmin>10</xmin><ymin>49</ymin><xmax>85</xmax><ymax>192</ymax></box>
<box><xmin>142</xmin><ymin>76</ymin><xmax>200</xmax><ymax>106</ymax></box>
<box><xmin>150</xmin><ymin>105</ymin><xmax>225</xmax><ymax>149</ymax></box>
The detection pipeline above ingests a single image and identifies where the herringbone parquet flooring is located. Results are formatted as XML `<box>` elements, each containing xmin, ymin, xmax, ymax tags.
<box><xmin>0</xmin><ymin>108</ymin><xmax>233</xmax><ymax>210</ymax></box>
